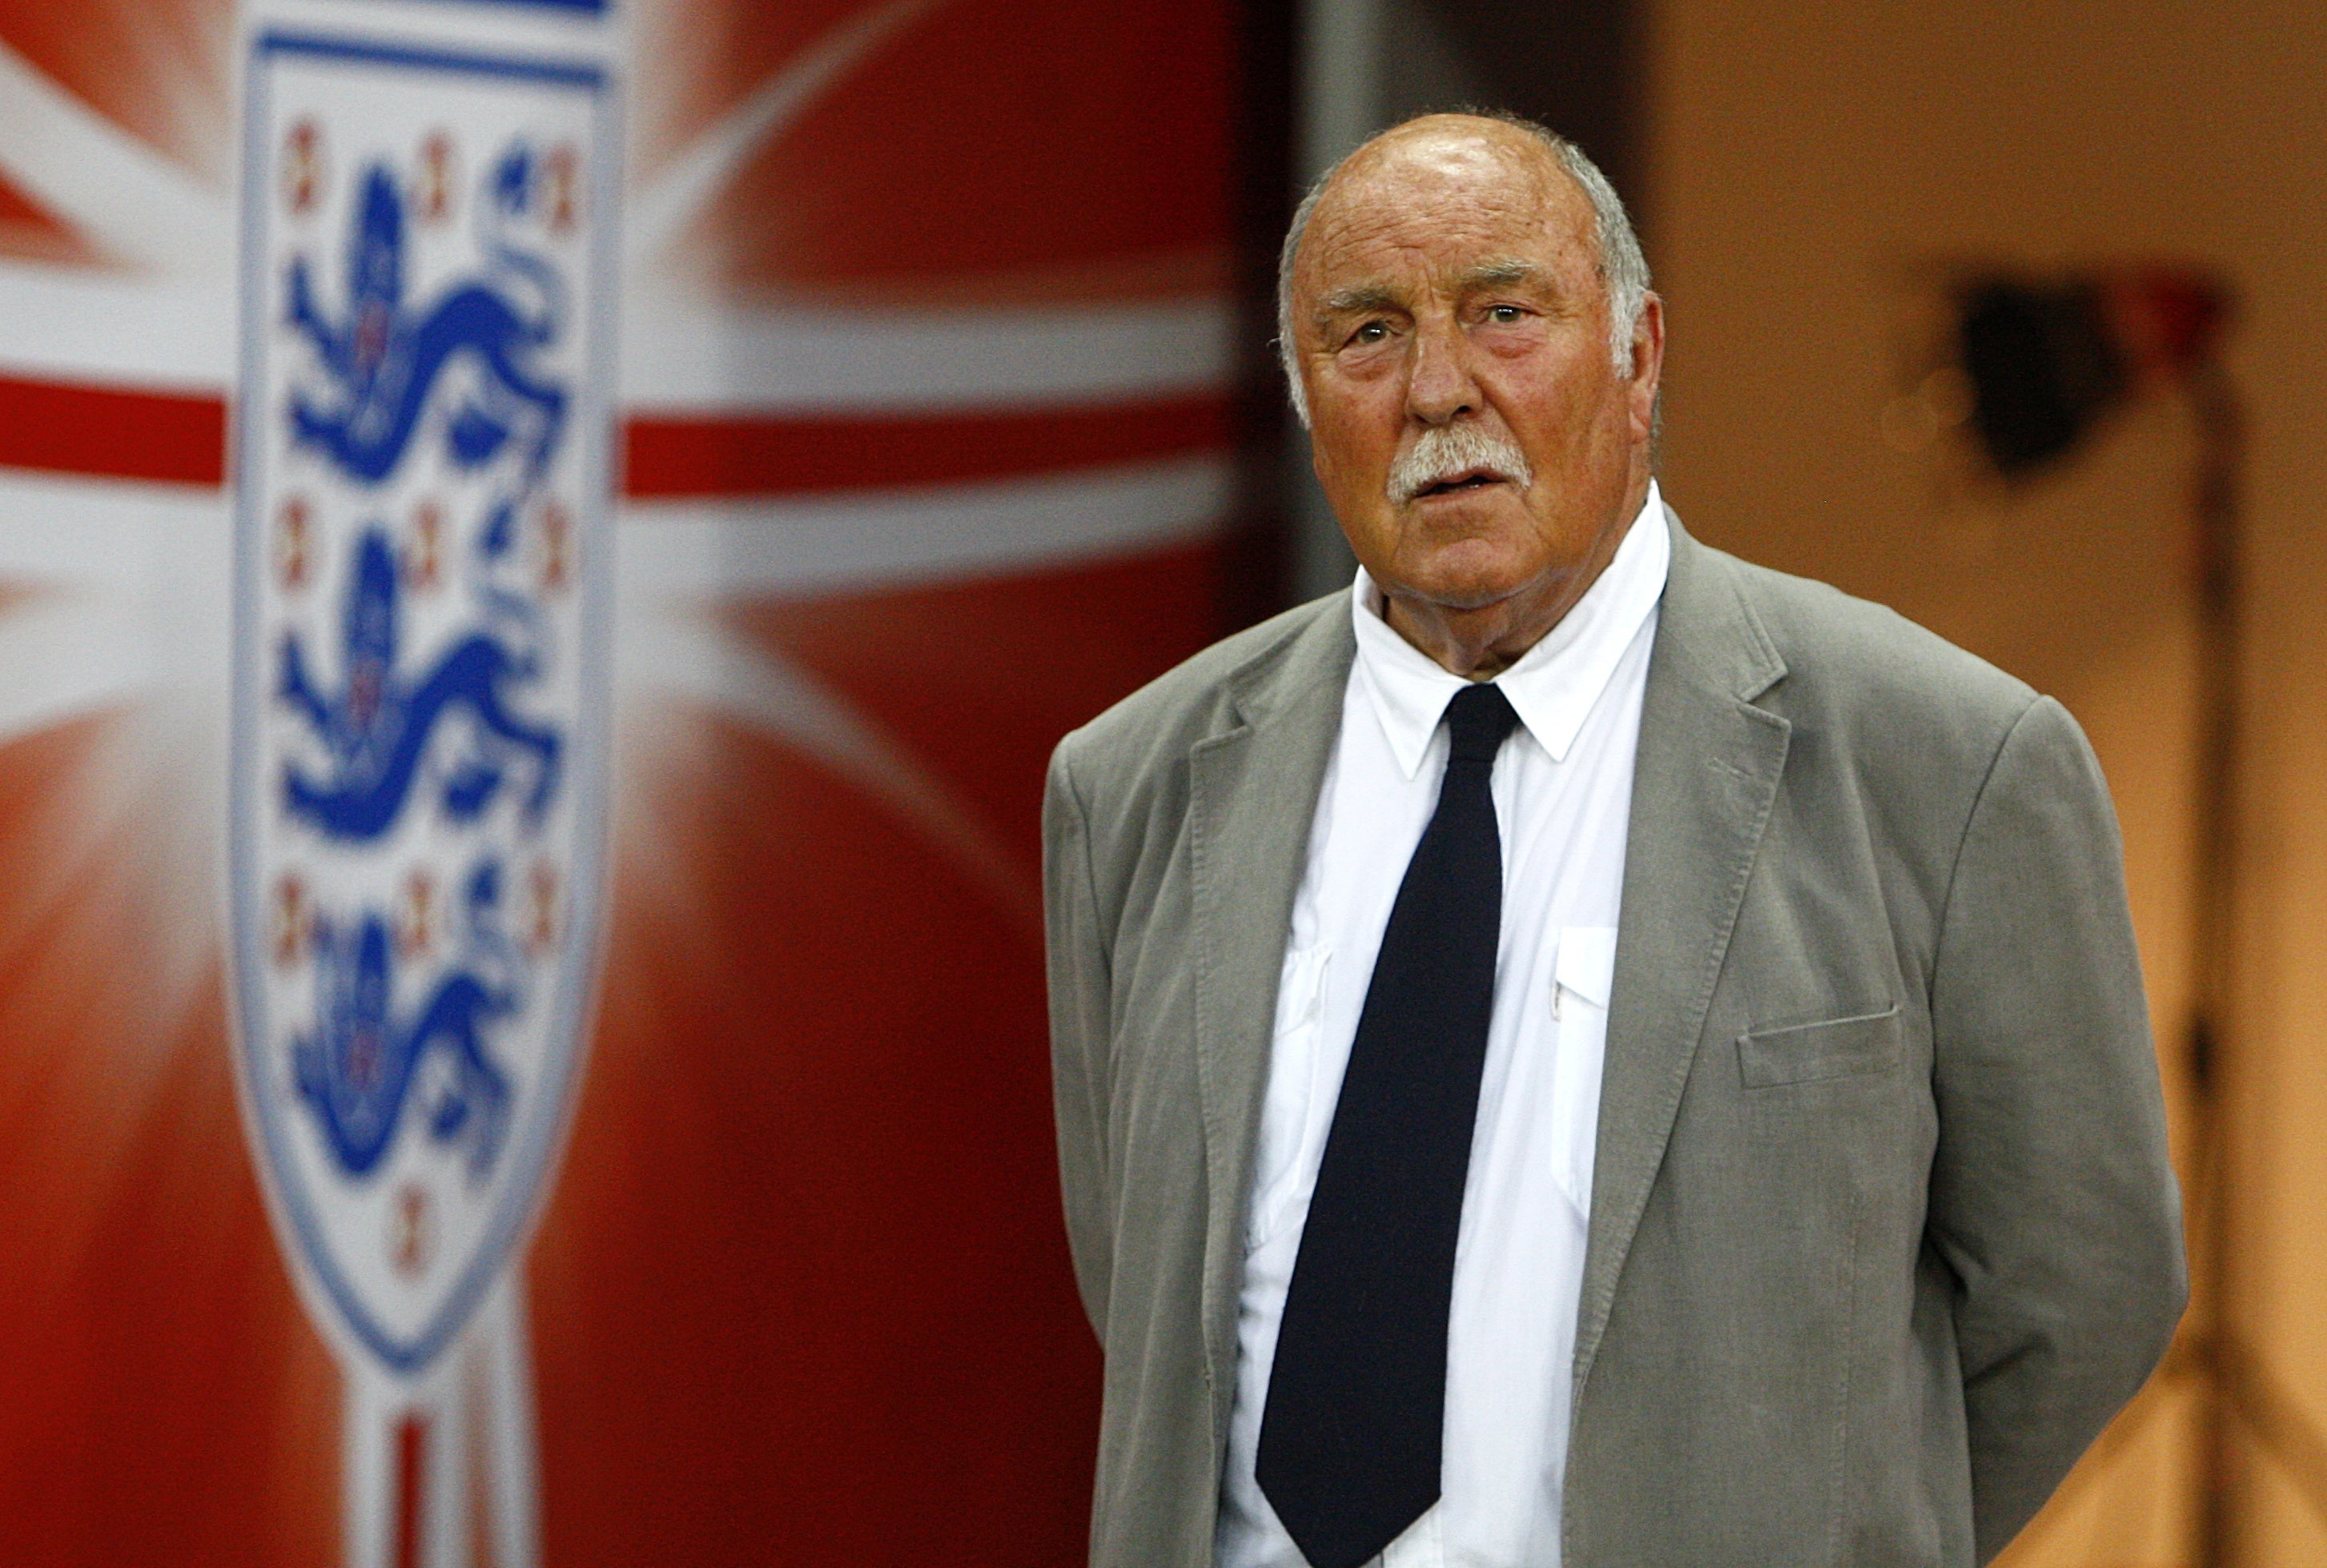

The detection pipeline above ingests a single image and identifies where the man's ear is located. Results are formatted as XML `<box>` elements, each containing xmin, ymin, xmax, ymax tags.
<box><xmin>1627</xmin><ymin>291</ymin><xmax>1666</xmax><ymax>441</ymax></box>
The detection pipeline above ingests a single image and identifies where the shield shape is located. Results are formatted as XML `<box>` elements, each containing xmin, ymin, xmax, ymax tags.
<box><xmin>229</xmin><ymin>29</ymin><xmax>615</xmax><ymax>1378</ymax></box>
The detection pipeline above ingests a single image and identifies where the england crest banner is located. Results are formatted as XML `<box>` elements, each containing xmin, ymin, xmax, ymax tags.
<box><xmin>0</xmin><ymin>0</ymin><xmax>1245</xmax><ymax>1561</ymax></box>
<box><xmin>230</xmin><ymin>12</ymin><xmax>617</xmax><ymax>1566</ymax></box>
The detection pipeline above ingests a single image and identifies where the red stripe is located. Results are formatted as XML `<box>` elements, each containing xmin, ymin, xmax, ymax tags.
<box><xmin>621</xmin><ymin>392</ymin><xmax>1232</xmax><ymax>499</ymax></box>
<box><xmin>396</xmin><ymin>1412</ymin><xmax>427</xmax><ymax>1568</ymax></box>
<box><xmin>0</xmin><ymin>372</ymin><xmax>225</xmax><ymax>485</ymax></box>
<box><xmin>0</xmin><ymin>376</ymin><xmax>1232</xmax><ymax>497</ymax></box>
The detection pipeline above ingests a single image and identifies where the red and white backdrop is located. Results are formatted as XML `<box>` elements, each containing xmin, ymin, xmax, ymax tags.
<box><xmin>0</xmin><ymin>0</ymin><xmax>1250</xmax><ymax>1562</ymax></box>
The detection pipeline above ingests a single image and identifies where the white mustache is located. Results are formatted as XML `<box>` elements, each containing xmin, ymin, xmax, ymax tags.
<box><xmin>1386</xmin><ymin>424</ymin><xmax>1534</xmax><ymax>505</ymax></box>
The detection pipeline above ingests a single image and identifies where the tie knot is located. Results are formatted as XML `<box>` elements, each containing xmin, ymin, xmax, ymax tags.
<box><xmin>1442</xmin><ymin>681</ymin><xmax>1520</xmax><ymax>766</ymax></box>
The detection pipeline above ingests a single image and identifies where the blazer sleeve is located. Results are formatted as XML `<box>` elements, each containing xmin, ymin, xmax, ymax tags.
<box><xmin>1043</xmin><ymin>738</ymin><xmax>1115</xmax><ymax>1337</ymax></box>
<box><xmin>1925</xmin><ymin>695</ymin><xmax>2188</xmax><ymax>1563</ymax></box>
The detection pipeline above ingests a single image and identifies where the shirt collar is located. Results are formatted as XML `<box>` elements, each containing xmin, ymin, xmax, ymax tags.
<box><xmin>1349</xmin><ymin>480</ymin><xmax>1670</xmax><ymax>781</ymax></box>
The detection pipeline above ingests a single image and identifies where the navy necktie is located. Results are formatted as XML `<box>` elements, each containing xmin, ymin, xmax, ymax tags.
<box><xmin>1257</xmin><ymin>681</ymin><xmax>1522</xmax><ymax>1568</ymax></box>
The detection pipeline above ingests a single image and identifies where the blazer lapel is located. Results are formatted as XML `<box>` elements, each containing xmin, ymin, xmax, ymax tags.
<box><xmin>1573</xmin><ymin>511</ymin><xmax>1790</xmax><ymax>1397</ymax></box>
<box><xmin>1188</xmin><ymin>601</ymin><xmax>1355</xmax><ymax>1454</ymax></box>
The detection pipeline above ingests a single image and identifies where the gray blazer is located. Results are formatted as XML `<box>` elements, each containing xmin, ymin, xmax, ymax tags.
<box><xmin>1043</xmin><ymin>511</ymin><xmax>2184</xmax><ymax>1567</ymax></box>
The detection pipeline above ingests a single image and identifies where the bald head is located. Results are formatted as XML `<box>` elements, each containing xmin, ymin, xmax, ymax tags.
<box><xmin>1278</xmin><ymin>115</ymin><xmax>1650</xmax><ymax>427</ymax></box>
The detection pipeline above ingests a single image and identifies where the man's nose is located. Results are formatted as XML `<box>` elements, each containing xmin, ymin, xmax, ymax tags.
<box><xmin>1404</xmin><ymin>314</ymin><xmax>1480</xmax><ymax>426</ymax></box>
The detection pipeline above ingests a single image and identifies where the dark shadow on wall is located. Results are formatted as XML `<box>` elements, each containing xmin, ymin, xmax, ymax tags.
<box><xmin>1397</xmin><ymin>0</ymin><xmax>1646</xmax><ymax>229</ymax></box>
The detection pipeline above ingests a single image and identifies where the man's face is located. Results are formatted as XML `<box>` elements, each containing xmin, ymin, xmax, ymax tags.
<box><xmin>1291</xmin><ymin>122</ymin><xmax>1660</xmax><ymax>637</ymax></box>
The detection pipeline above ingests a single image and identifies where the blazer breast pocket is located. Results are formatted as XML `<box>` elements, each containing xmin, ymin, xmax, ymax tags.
<box><xmin>1736</xmin><ymin>1004</ymin><xmax>1903</xmax><ymax>1089</ymax></box>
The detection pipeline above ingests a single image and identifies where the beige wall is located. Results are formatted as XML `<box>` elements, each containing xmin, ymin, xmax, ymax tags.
<box><xmin>1649</xmin><ymin>2</ymin><xmax>2327</xmax><ymax>1561</ymax></box>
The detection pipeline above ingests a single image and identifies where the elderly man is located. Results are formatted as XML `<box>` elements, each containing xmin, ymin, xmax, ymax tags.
<box><xmin>1043</xmin><ymin>112</ymin><xmax>2183</xmax><ymax>1568</ymax></box>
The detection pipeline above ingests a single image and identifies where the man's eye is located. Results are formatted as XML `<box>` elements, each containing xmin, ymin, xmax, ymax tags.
<box><xmin>1348</xmin><ymin>321</ymin><xmax>1389</xmax><ymax>346</ymax></box>
<box><xmin>1485</xmin><ymin>304</ymin><xmax>1525</xmax><ymax>324</ymax></box>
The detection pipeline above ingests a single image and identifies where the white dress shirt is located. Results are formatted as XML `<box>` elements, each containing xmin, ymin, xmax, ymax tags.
<box><xmin>1216</xmin><ymin>485</ymin><xmax>1670</xmax><ymax>1568</ymax></box>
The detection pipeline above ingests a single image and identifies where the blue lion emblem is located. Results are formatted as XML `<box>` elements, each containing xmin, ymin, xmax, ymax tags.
<box><xmin>278</xmin><ymin>525</ymin><xmax>561</xmax><ymax>841</ymax></box>
<box><xmin>294</xmin><ymin>861</ymin><xmax>520</xmax><ymax>1182</ymax></box>
<box><xmin>285</xmin><ymin>148</ymin><xmax>566</xmax><ymax>488</ymax></box>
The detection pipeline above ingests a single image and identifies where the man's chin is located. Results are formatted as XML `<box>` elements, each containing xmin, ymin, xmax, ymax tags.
<box><xmin>1379</xmin><ymin>544</ymin><xmax>1549</xmax><ymax>617</ymax></box>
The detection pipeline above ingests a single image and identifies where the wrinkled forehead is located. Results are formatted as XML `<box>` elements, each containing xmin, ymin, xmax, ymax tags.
<box><xmin>1295</xmin><ymin>127</ymin><xmax>1597</xmax><ymax>302</ymax></box>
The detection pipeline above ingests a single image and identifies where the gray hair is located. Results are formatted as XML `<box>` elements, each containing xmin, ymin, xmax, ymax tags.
<box><xmin>1276</xmin><ymin>114</ymin><xmax>1651</xmax><ymax>427</ymax></box>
